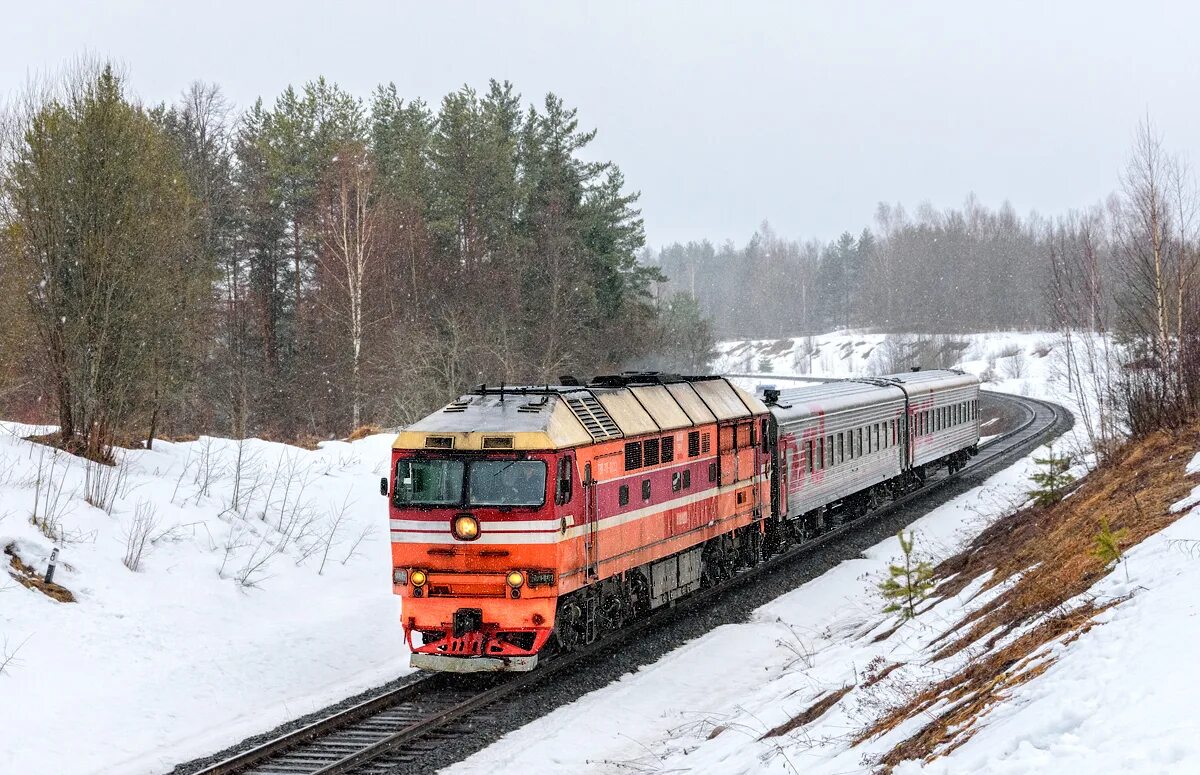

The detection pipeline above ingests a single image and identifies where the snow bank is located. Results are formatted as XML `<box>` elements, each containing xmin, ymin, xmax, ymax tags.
<box><xmin>450</xmin><ymin>331</ymin><xmax>1191</xmax><ymax>775</ymax></box>
<box><xmin>0</xmin><ymin>426</ymin><xmax>410</xmax><ymax>775</ymax></box>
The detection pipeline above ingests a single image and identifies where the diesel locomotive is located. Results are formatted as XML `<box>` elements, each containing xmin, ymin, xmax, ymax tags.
<box><xmin>384</xmin><ymin>369</ymin><xmax>980</xmax><ymax>672</ymax></box>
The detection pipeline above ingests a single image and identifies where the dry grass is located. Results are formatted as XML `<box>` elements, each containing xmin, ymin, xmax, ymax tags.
<box><xmin>857</xmin><ymin>421</ymin><xmax>1200</xmax><ymax>771</ymax></box>
<box><xmin>24</xmin><ymin>431</ymin><xmax>115</xmax><ymax>465</ymax></box>
<box><xmin>761</xmin><ymin>684</ymin><xmax>854</xmax><ymax>739</ymax></box>
<box><xmin>346</xmin><ymin>424</ymin><xmax>384</xmax><ymax>442</ymax></box>
<box><xmin>5</xmin><ymin>543</ymin><xmax>75</xmax><ymax>603</ymax></box>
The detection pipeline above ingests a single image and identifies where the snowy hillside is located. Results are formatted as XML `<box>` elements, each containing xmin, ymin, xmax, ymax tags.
<box><xmin>0</xmin><ymin>428</ymin><xmax>412</xmax><ymax>775</ymax></box>
<box><xmin>715</xmin><ymin>329</ymin><xmax>1061</xmax><ymax>384</ymax></box>
<box><xmin>448</xmin><ymin>335</ymin><xmax>1200</xmax><ymax>774</ymax></box>
<box><xmin>0</xmin><ymin>328</ymin><xmax>1145</xmax><ymax>775</ymax></box>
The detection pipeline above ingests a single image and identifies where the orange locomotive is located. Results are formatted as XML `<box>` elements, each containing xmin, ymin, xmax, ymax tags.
<box><xmin>385</xmin><ymin>373</ymin><xmax>770</xmax><ymax>672</ymax></box>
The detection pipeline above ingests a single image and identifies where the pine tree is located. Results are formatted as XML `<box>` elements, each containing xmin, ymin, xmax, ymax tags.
<box><xmin>880</xmin><ymin>530</ymin><xmax>935</xmax><ymax>620</ymax></box>
<box><xmin>1091</xmin><ymin>518</ymin><xmax>1130</xmax><ymax>581</ymax></box>
<box><xmin>1027</xmin><ymin>446</ymin><xmax>1076</xmax><ymax>506</ymax></box>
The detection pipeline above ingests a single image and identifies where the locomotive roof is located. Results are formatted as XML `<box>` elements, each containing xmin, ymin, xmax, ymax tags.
<box><xmin>393</xmin><ymin>375</ymin><xmax>769</xmax><ymax>452</ymax></box>
<box><xmin>767</xmin><ymin>369</ymin><xmax>978</xmax><ymax>420</ymax></box>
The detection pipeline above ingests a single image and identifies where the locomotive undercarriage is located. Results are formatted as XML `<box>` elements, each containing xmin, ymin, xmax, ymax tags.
<box><xmin>549</xmin><ymin>445</ymin><xmax>979</xmax><ymax>656</ymax></box>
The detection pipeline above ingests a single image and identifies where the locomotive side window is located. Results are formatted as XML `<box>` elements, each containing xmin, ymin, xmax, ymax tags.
<box><xmin>708</xmin><ymin>462</ymin><xmax>717</xmax><ymax>482</ymax></box>
<box><xmin>688</xmin><ymin>431</ymin><xmax>700</xmax><ymax>457</ymax></box>
<box><xmin>683</xmin><ymin>469</ymin><xmax>692</xmax><ymax>489</ymax></box>
<box><xmin>662</xmin><ymin>436</ymin><xmax>675</xmax><ymax>463</ymax></box>
<box><xmin>618</xmin><ymin>484</ymin><xmax>629</xmax><ymax>506</ymax></box>
<box><xmin>555</xmin><ymin>457</ymin><xmax>573</xmax><ymax>505</ymax></box>
<box><xmin>624</xmin><ymin>442</ymin><xmax>642</xmax><ymax>471</ymax></box>
<box><xmin>761</xmin><ymin>419</ymin><xmax>769</xmax><ymax>453</ymax></box>
<box><xmin>642</xmin><ymin>479</ymin><xmax>651</xmax><ymax>501</ymax></box>
<box><xmin>672</xmin><ymin>472</ymin><xmax>682</xmax><ymax>492</ymax></box>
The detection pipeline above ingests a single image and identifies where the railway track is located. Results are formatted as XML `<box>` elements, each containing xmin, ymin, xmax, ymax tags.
<box><xmin>187</xmin><ymin>390</ymin><xmax>1070</xmax><ymax>775</ymax></box>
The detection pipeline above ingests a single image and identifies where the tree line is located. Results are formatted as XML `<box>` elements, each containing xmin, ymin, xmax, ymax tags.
<box><xmin>648</xmin><ymin>197</ymin><xmax>1049</xmax><ymax>340</ymax></box>
<box><xmin>648</xmin><ymin>124</ymin><xmax>1198</xmax><ymax>439</ymax></box>
<box><xmin>0</xmin><ymin>61</ymin><xmax>709</xmax><ymax>454</ymax></box>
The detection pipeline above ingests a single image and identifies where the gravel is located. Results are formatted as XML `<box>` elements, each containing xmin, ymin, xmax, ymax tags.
<box><xmin>169</xmin><ymin>393</ymin><xmax>1070</xmax><ymax>775</ymax></box>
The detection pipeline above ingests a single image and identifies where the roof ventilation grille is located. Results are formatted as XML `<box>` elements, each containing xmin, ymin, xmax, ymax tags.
<box><xmin>565</xmin><ymin>394</ymin><xmax>622</xmax><ymax>441</ymax></box>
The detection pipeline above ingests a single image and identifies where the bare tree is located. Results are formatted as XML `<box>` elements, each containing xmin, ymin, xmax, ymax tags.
<box><xmin>1113</xmin><ymin>120</ymin><xmax>1198</xmax><ymax>431</ymax></box>
<box><xmin>316</xmin><ymin>143</ymin><xmax>392</xmax><ymax>430</ymax></box>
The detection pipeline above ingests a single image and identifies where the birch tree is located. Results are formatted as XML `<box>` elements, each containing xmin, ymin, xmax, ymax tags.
<box><xmin>316</xmin><ymin>143</ymin><xmax>390</xmax><ymax>430</ymax></box>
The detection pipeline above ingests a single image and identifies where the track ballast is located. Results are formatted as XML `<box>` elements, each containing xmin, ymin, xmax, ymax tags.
<box><xmin>180</xmin><ymin>390</ymin><xmax>1070</xmax><ymax>775</ymax></box>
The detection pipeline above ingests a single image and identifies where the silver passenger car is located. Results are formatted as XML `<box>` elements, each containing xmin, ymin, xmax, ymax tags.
<box><xmin>765</xmin><ymin>370</ymin><xmax>980</xmax><ymax>522</ymax></box>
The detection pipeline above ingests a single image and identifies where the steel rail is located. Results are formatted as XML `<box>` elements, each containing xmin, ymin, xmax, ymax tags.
<box><xmin>190</xmin><ymin>390</ymin><xmax>1069</xmax><ymax>775</ymax></box>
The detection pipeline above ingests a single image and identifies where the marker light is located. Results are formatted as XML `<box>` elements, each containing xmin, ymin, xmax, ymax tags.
<box><xmin>393</xmin><ymin>568</ymin><xmax>408</xmax><ymax>585</ymax></box>
<box><xmin>506</xmin><ymin>571</ymin><xmax>525</xmax><ymax>588</ymax></box>
<box><xmin>409</xmin><ymin>569</ymin><xmax>428</xmax><ymax>587</ymax></box>
<box><xmin>452</xmin><ymin>514</ymin><xmax>480</xmax><ymax>541</ymax></box>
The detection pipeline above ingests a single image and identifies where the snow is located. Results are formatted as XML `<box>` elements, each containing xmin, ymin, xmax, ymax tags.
<box><xmin>446</xmin><ymin>445</ymin><xmax>1055</xmax><ymax>775</ymax></box>
<box><xmin>447</xmin><ymin>329</ymin><xmax>1200</xmax><ymax>775</ymax></box>
<box><xmin>2</xmin><ymin>329</ymin><xmax>1173</xmax><ymax>775</ymax></box>
<box><xmin>904</xmin><ymin>484</ymin><xmax>1200</xmax><ymax>774</ymax></box>
<box><xmin>0</xmin><ymin>427</ymin><xmax>411</xmax><ymax>775</ymax></box>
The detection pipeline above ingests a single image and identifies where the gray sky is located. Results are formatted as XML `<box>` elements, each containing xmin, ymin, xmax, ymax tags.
<box><xmin>5</xmin><ymin>1</ymin><xmax>1199</xmax><ymax>247</ymax></box>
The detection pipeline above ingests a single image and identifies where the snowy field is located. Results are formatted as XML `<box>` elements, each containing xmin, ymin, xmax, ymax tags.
<box><xmin>0</xmin><ymin>429</ymin><xmax>412</xmax><ymax>774</ymax></box>
<box><xmin>3</xmin><ymin>329</ymin><xmax>1181</xmax><ymax>775</ymax></box>
<box><xmin>447</xmin><ymin>331</ymin><xmax>1200</xmax><ymax>774</ymax></box>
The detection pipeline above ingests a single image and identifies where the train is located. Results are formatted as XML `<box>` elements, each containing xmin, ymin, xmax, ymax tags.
<box><xmin>383</xmin><ymin>369</ymin><xmax>981</xmax><ymax>673</ymax></box>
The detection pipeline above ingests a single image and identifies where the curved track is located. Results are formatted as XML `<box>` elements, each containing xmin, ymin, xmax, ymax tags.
<box><xmin>183</xmin><ymin>391</ymin><xmax>1071</xmax><ymax>775</ymax></box>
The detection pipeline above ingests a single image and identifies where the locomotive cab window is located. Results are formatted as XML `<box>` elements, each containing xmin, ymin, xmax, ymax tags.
<box><xmin>468</xmin><ymin>460</ymin><xmax>547</xmax><ymax>507</ymax></box>
<box><xmin>682</xmin><ymin>469</ymin><xmax>691</xmax><ymax>489</ymax></box>
<box><xmin>555</xmin><ymin>457</ymin><xmax>573</xmax><ymax>505</ymax></box>
<box><xmin>641</xmin><ymin>479</ymin><xmax>652</xmax><ymax>501</ymax></box>
<box><xmin>394</xmin><ymin>459</ymin><xmax>463</xmax><ymax>506</ymax></box>
<box><xmin>618</xmin><ymin>484</ymin><xmax>629</xmax><ymax>506</ymax></box>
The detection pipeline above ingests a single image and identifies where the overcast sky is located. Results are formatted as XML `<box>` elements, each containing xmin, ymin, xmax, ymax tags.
<box><xmin>5</xmin><ymin>1</ymin><xmax>1199</xmax><ymax>247</ymax></box>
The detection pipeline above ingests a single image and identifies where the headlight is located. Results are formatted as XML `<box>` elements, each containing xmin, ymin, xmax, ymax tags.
<box><xmin>393</xmin><ymin>568</ymin><xmax>408</xmax><ymax>585</ymax></box>
<box><xmin>409</xmin><ymin>569</ymin><xmax>428</xmax><ymax>587</ymax></box>
<box><xmin>452</xmin><ymin>514</ymin><xmax>480</xmax><ymax>541</ymax></box>
<box><xmin>506</xmin><ymin>570</ymin><xmax>524</xmax><ymax>588</ymax></box>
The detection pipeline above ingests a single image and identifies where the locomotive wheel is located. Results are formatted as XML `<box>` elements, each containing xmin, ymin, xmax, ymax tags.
<box><xmin>599</xmin><ymin>582</ymin><xmax>629</xmax><ymax>632</ymax></box>
<box><xmin>701</xmin><ymin>535</ymin><xmax>736</xmax><ymax>587</ymax></box>
<box><xmin>554</xmin><ymin>599</ymin><xmax>585</xmax><ymax>651</ymax></box>
<box><xmin>738</xmin><ymin>527</ymin><xmax>764</xmax><ymax>569</ymax></box>
<box><xmin>628</xmin><ymin>570</ymin><xmax>652</xmax><ymax>617</ymax></box>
